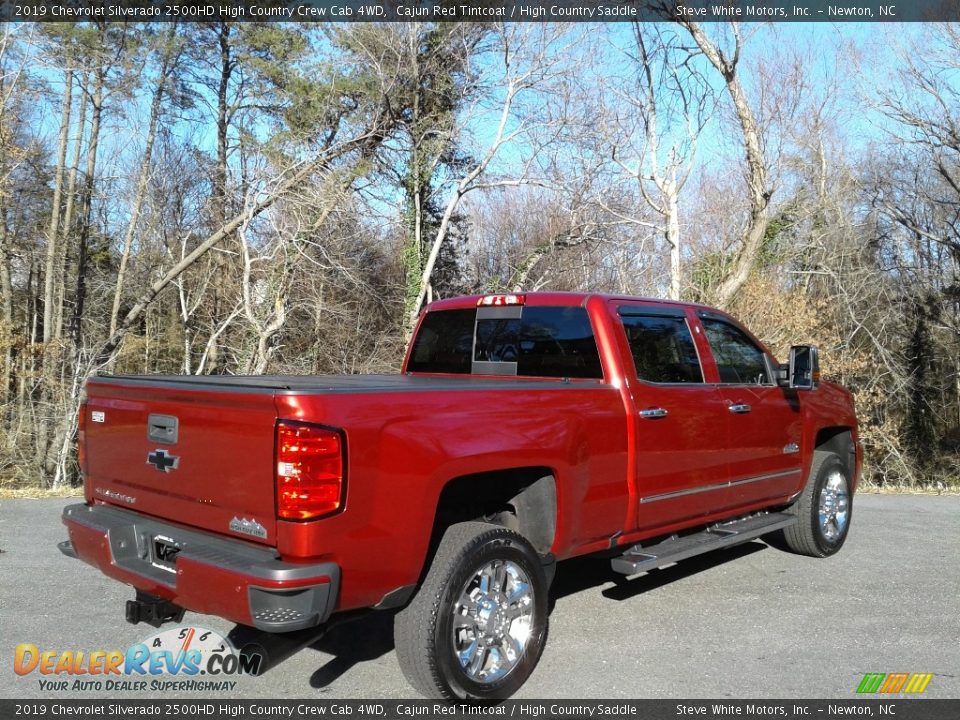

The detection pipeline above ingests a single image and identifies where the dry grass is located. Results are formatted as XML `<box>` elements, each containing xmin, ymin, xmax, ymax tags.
<box><xmin>0</xmin><ymin>485</ymin><xmax>955</xmax><ymax>500</ymax></box>
<box><xmin>0</xmin><ymin>486</ymin><xmax>83</xmax><ymax>499</ymax></box>
<box><xmin>858</xmin><ymin>483</ymin><xmax>959</xmax><ymax>496</ymax></box>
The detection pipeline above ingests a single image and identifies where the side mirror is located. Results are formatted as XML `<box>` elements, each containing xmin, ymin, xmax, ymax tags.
<box><xmin>778</xmin><ymin>345</ymin><xmax>820</xmax><ymax>389</ymax></box>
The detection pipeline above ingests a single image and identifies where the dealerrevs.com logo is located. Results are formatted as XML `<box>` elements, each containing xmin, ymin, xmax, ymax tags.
<box><xmin>14</xmin><ymin>627</ymin><xmax>260</xmax><ymax>692</ymax></box>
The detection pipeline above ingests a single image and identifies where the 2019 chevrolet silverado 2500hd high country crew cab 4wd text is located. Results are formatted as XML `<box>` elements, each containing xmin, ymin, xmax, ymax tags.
<box><xmin>59</xmin><ymin>292</ymin><xmax>860</xmax><ymax>699</ymax></box>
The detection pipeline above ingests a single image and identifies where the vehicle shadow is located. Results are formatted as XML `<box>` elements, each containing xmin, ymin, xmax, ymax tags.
<box><xmin>258</xmin><ymin>539</ymin><xmax>772</xmax><ymax>688</ymax></box>
<box><xmin>548</xmin><ymin>540</ymin><xmax>768</xmax><ymax>611</ymax></box>
<box><xmin>306</xmin><ymin>610</ymin><xmax>397</xmax><ymax>690</ymax></box>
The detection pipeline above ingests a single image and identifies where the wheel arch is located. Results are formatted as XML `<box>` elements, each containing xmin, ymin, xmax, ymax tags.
<box><xmin>813</xmin><ymin>426</ymin><xmax>856</xmax><ymax>484</ymax></box>
<box><xmin>429</xmin><ymin>467</ymin><xmax>558</xmax><ymax>557</ymax></box>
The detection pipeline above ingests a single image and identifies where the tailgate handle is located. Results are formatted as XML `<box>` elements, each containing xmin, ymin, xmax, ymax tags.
<box><xmin>148</xmin><ymin>414</ymin><xmax>179</xmax><ymax>444</ymax></box>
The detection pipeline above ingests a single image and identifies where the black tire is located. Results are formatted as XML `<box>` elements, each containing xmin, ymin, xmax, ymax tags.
<box><xmin>783</xmin><ymin>450</ymin><xmax>852</xmax><ymax>557</ymax></box>
<box><xmin>394</xmin><ymin>522</ymin><xmax>548</xmax><ymax>700</ymax></box>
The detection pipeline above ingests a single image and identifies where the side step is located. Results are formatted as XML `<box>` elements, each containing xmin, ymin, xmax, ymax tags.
<box><xmin>611</xmin><ymin>512</ymin><xmax>797</xmax><ymax>576</ymax></box>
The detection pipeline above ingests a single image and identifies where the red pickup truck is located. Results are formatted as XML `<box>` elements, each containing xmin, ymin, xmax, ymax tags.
<box><xmin>60</xmin><ymin>292</ymin><xmax>860</xmax><ymax>699</ymax></box>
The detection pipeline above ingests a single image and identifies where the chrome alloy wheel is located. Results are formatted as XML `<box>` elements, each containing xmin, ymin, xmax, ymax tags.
<box><xmin>451</xmin><ymin>559</ymin><xmax>535</xmax><ymax>684</ymax></box>
<box><xmin>818</xmin><ymin>470</ymin><xmax>849</xmax><ymax>542</ymax></box>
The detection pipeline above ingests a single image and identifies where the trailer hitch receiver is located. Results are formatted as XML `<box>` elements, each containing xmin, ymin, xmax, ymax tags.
<box><xmin>125</xmin><ymin>590</ymin><xmax>185</xmax><ymax>628</ymax></box>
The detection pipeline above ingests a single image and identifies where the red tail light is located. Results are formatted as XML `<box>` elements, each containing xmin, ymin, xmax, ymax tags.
<box><xmin>77</xmin><ymin>403</ymin><xmax>88</xmax><ymax>475</ymax></box>
<box><xmin>275</xmin><ymin>421</ymin><xmax>344</xmax><ymax>520</ymax></box>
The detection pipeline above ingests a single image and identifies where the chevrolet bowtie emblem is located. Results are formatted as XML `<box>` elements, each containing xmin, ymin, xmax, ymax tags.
<box><xmin>147</xmin><ymin>449</ymin><xmax>179</xmax><ymax>472</ymax></box>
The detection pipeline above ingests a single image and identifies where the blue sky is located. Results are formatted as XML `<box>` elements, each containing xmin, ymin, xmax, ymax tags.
<box><xmin>466</xmin><ymin>21</ymin><xmax>938</xmax><ymax>237</ymax></box>
<box><xmin>25</xmin><ymin>21</ymin><xmax>934</xmax><ymax>238</ymax></box>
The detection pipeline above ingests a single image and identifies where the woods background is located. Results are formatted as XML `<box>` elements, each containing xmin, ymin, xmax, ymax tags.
<box><xmin>1</xmin><ymin>20</ymin><xmax>958</xmax><ymax>490</ymax></box>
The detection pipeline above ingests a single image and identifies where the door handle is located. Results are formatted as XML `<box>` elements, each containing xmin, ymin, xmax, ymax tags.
<box><xmin>639</xmin><ymin>407</ymin><xmax>669</xmax><ymax>419</ymax></box>
<box><xmin>728</xmin><ymin>404</ymin><xmax>752</xmax><ymax>414</ymax></box>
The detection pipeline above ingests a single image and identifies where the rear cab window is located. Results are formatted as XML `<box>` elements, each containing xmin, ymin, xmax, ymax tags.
<box><xmin>407</xmin><ymin>305</ymin><xmax>603</xmax><ymax>379</ymax></box>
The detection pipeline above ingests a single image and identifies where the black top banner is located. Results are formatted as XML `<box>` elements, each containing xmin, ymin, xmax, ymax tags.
<box><xmin>1</xmin><ymin>0</ymin><xmax>958</xmax><ymax>23</ymax></box>
<box><xmin>2</xmin><ymin>700</ymin><xmax>960</xmax><ymax>720</ymax></box>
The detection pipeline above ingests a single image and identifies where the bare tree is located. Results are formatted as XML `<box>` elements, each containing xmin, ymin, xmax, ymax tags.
<box><xmin>109</xmin><ymin>25</ymin><xmax>183</xmax><ymax>340</ymax></box>
<box><xmin>0</xmin><ymin>25</ymin><xmax>36</xmax><ymax>406</ymax></box>
<box><xmin>42</xmin><ymin>63</ymin><xmax>73</xmax><ymax>344</ymax></box>
<box><xmin>237</xmin><ymin>206</ymin><xmax>287</xmax><ymax>375</ymax></box>
<box><xmin>405</xmin><ymin>24</ymin><xmax>575</xmax><ymax>337</ymax></box>
<box><xmin>862</xmin><ymin>23</ymin><xmax>960</xmax><ymax>482</ymax></box>
<box><xmin>676</xmin><ymin>21</ymin><xmax>771</xmax><ymax>306</ymax></box>
<box><xmin>604</xmin><ymin>24</ymin><xmax>713</xmax><ymax>300</ymax></box>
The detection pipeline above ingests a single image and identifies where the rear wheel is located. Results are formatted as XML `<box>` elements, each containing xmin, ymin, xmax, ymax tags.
<box><xmin>394</xmin><ymin>522</ymin><xmax>548</xmax><ymax>699</ymax></box>
<box><xmin>783</xmin><ymin>450</ymin><xmax>852</xmax><ymax>557</ymax></box>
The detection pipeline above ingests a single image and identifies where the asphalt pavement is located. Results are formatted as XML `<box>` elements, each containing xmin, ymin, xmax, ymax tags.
<box><xmin>0</xmin><ymin>495</ymin><xmax>956</xmax><ymax>699</ymax></box>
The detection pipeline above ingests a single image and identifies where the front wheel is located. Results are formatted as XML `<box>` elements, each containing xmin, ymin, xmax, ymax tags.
<box><xmin>394</xmin><ymin>522</ymin><xmax>548</xmax><ymax>699</ymax></box>
<box><xmin>783</xmin><ymin>450</ymin><xmax>852</xmax><ymax>557</ymax></box>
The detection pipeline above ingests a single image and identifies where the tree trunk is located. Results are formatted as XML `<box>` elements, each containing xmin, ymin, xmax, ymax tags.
<box><xmin>69</xmin><ymin>67</ymin><xmax>104</xmax><ymax>347</ymax></box>
<box><xmin>215</xmin><ymin>23</ymin><xmax>230</xmax><ymax>228</ymax></box>
<box><xmin>39</xmin><ymin>66</ymin><xmax>103</xmax><ymax>479</ymax></box>
<box><xmin>34</xmin><ymin>74</ymin><xmax>88</xmax><ymax>475</ymax></box>
<box><xmin>0</xmin><ymin>202</ymin><xmax>12</xmax><ymax>405</ymax></box>
<box><xmin>511</xmin><ymin>242</ymin><xmax>552</xmax><ymax>292</ymax></box>
<box><xmin>53</xmin><ymin>79</ymin><xmax>88</xmax><ymax>341</ymax></box>
<box><xmin>205</xmin><ymin>23</ymin><xmax>233</xmax><ymax>374</ymax></box>
<box><xmin>679</xmin><ymin>21</ymin><xmax>770</xmax><ymax>307</ymax></box>
<box><xmin>665</xmin><ymin>173</ymin><xmax>681</xmax><ymax>301</ymax></box>
<box><xmin>402</xmin><ymin>26</ymin><xmax>426</xmax><ymax>326</ymax></box>
<box><xmin>179</xmin><ymin>283</ymin><xmax>193</xmax><ymax>374</ymax></box>
<box><xmin>43</xmin><ymin>67</ymin><xmax>73</xmax><ymax>344</ymax></box>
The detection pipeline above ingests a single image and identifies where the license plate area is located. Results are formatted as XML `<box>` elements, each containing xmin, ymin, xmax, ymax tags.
<box><xmin>150</xmin><ymin>534</ymin><xmax>182</xmax><ymax>574</ymax></box>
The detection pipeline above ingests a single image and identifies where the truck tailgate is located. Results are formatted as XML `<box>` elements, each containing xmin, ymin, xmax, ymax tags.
<box><xmin>83</xmin><ymin>377</ymin><xmax>279</xmax><ymax>545</ymax></box>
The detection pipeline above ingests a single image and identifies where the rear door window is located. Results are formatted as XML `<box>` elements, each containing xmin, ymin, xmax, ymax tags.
<box><xmin>619</xmin><ymin>313</ymin><xmax>704</xmax><ymax>384</ymax></box>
